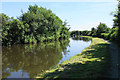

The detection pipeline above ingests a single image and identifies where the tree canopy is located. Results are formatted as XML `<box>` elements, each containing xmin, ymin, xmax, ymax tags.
<box><xmin>96</xmin><ymin>23</ymin><xmax>110</xmax><ymax>37</ymax></box>
<box><xmin>112</xmin><ymin>1</ymin><xmax>120</xmax><ymax>43</ymax></box>
<box><xmin>1</xmin><ymin>5</ymin><xmax>70</xmax><ymax>46</ymax></box>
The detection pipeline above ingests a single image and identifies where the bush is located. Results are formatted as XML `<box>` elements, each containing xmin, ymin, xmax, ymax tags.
<box><xmin>108</xmin><ymin>27</ymin><xmax>118</xmax><ymax>42</ymax></box>
<box><xmin>1</xmin><ymin>5</ymin><xmax>70</xmax><ymax>46</ymax></box>
<box><xmin>101</xmin><ymin>33</ymin><xmax>110</xmax><ymax>40</ymax></box>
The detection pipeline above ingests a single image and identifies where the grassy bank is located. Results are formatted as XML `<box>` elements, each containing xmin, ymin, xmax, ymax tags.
<box><xmin>36</xmin><ymin>36</ymin><xmax>110</xmax><ymax>78</ymax></box>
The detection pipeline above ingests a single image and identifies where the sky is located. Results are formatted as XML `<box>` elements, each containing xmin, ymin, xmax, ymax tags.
<box><xmin>1</xmin><ymin>0</ymin><xmax>118</xmax><ymax>31</ymax></box>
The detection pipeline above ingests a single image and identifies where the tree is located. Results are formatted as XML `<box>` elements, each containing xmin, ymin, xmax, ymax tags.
<box><xmin>91</xmin><ymin>27</ymin><xmax>97</xmax><ymax>36</ymax></box>
<box><xmin>1</xmin><ymin>13</ymin><xmax>13</xmax><ymax>45</ymax></box>
<box><xmin>96</xmin><ymin>22</ymin><xmax>109</xmax><ymax>37</ymax></box>
<box><xmin>1</xmin><ymin>5</ymin><xmax>70</xmax><ymax>46</ymax></box>
<box><xmin>113</xmin><ymin>1</ymin><xmax>120</xmax><ymax>43</ymax></box>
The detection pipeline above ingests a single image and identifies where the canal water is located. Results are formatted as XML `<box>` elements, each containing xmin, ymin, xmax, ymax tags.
<box><xmin>2</xmin><ymin>37</ymin><xmax>91</xmax><ymax>78</ymax></box>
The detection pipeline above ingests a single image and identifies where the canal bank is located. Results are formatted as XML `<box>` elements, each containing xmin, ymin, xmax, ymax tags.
<box><xmin>36</xmin><ymin>36</ymin><xmax>110</xmax><ymax>78</ymax></box>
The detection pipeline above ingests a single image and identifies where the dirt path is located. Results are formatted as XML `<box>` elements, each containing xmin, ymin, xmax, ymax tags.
<box><xmin>100</xmin><ymin>38</ymin><xmax>119</xmax><ymax>78</ymax></box>
<box><xmin>108</xmin><ymin>42</ymin><xmax>119</xmax><ymax>78</ymax></box>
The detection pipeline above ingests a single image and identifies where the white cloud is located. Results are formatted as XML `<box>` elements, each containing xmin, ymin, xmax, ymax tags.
<box><xmin>1</xmin><ymin>0</ymin><xmax>117</xmax><ymax>2</ymax></box>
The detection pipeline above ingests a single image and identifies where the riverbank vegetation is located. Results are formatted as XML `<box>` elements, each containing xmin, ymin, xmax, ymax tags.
<box><xmin>36</xmin><ymin>36</ymin><xmax>110</xmax><ymax>78</ymax></box>
<box><xmin>1</xmin><ymin>1</ymin><xmax>120</xmax><ymax>79</ymax></box>
<box><xmin>0</xmin><ymin>5</ymin><xmax>70</xmax><ymax>46</ymax></box>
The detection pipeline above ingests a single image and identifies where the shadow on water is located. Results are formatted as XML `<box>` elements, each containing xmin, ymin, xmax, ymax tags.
<box><xmin>2</xmin><ymin>39</ymin><xmax>70</xmax><ymax>78</ymax></box>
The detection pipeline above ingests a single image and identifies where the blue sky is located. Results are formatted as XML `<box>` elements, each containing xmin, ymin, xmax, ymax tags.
<box><xmin>1</xmin><ymin>1</ymin><xmax>118</xmax><ymax>31</ymax></box>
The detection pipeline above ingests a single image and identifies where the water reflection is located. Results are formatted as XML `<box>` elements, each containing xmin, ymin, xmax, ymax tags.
<box><xmin>2</xmin><ymin>37</ymin><xmax>91</xmax><ymax>78</ymax></box>
<box><xmin>2</xmin><ymin>39</ymin><xmax>70</xmax><ymax>78</ymax></box>
<box><xmin>72</xmin><ymin>37</ymin><xmax>91</xmax><ymax>42</ymax></box>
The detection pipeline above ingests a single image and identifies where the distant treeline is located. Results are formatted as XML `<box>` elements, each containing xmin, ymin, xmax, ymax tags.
<box><xmin>0</xmin><ymin>5</ymin><xmax>70</xmax><ymax>46</ymax></box>
<box><xmin>70</xmin><ymin>22</ymin><xmax>111</xmax><ymax>39</ymax></box>
<box><xmin>71</xmin><ymin>22</ymin><xmax>119</xmax><ymax>44</ymax></box>
<box><xmin>71</xmin><ymin>2</ymin><xmax>120</xmax><ymax>45</ymax></box>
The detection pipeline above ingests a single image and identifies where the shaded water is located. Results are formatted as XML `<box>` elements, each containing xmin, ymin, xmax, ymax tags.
<box><xmin>2</xmin><ymin>37</ymin><xmax>91</xmax><ymax>78</ymax></box>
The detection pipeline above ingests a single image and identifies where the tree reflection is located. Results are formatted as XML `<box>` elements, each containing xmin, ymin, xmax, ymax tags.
<box><xmin>72</xmin><ymin>37</ymin><xmax>91</xmax><ymax>42</ymax></box>
<box><xmin>2</xmin><ymin>39</ymin><xmax>70</xmax><ymax>78</ymax></box>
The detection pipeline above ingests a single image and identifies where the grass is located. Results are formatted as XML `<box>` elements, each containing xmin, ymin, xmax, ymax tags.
<box><xmin>35</xmin><ymin>36</ymin><xmax>110</xmax><ymax>79</ymax></box>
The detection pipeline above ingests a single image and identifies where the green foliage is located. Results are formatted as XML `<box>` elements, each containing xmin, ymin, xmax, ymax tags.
<box><xmin>91</xmin><ymin>27</ymin><xmax>97</xmax><ymax>37</ymax></box>
<box><xmin>70</xmin><ymin>23</ymin><xmax>110</xmax><ymax>38</ymax></box>
<box><xmin>70</xmin><ymin>30</ymin><xmax>91</xmax><ymax>37</ymax></box>
<box><xmin>70</xmin><ymin>22</ymin><xmax>113</xmax><ymax>43</ymax></box>
<box><xmin>80</xmin><ymin>30</ymin><xmax>91</xmax><ymax>36</ymax></box>
<box><xmin>96</xmin><ymin>23</ymin><xmax>110</xmax><ymax>37</ymax></box>
<box><xmin>108</xmin><ymin>27</ymin><xmax>119</xmax><ymax>41</ymax></box>
<box><xmin>1</xmin><ymin>5</ymin><xmax>70</xmax><ymax>46</ymax></box>
<box><xmin>112</xmin><ymin>2</ymin><xmax>120</xmax><ymax>44</ymax></box>
<box><xmin>98</xmin><ymin>2</ymin><xmax>120</xmax><ymax>44</ymax></box>
<box><xmin>101</xmin><ymin>33</ymin><xmax>109</xmax><ymax>40</ymax></box>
